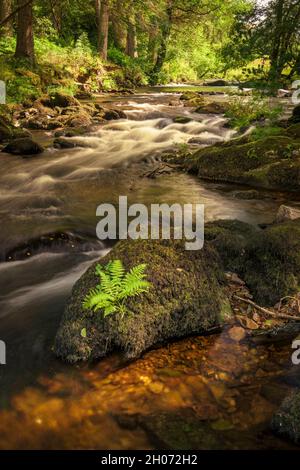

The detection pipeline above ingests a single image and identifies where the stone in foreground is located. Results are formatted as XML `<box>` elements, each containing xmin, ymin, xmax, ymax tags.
<box><xmin>54</xmin><ymin>239</ymin><xmax>231</xmax><ymax>363</ymax></box>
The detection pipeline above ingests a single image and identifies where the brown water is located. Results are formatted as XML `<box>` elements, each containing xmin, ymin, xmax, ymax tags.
<box><xmin>0</xmin><ymin>88</ymin><xmax>298</xmax><ymax>449</ymax></box>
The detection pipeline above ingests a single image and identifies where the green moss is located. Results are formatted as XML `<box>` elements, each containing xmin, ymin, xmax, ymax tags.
<box><xmin>185</xmin><ymin>136</ymin><xmax>300</xmax><ymax>190</ymax></box>
<box><xmin>54</xmin><ymin>238</ymin><xmax>229</xmax><ymax>363</ymax></box>
<box><xmin>242</xmin><ymin>219</ymin><xmax>300</xmax><ymax>305</ymax></box>
<box><xmin>272</xmin><ymin>391</ymin><xmax>300</xmax><ymax>445</ymax></box>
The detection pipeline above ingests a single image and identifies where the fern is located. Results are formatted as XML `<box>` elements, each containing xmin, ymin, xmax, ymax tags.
<box><xmin>82</xmin><ymin>260</ymin><xmax>151</xmax><ymax>317</ymax></box>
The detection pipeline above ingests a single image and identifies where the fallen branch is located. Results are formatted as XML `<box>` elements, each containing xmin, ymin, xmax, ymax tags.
<box><xmin>233</xmin><ymin>295</ymin><xmax>300</xmax><ymax>321</ymax></box>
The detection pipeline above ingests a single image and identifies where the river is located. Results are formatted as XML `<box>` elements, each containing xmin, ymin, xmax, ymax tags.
<box><xmin>0</xmin><ymin>87</ymin><xmax>298</xmax><ymax>449</ymax></box>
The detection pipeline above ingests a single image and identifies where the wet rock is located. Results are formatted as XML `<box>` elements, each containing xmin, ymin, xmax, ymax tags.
<box><xmin>5</xmin><ymin>231</ymin><xmax>101</xmax><ymax>262</ymax></box>
<box><xmin>66</xmin><ymin>112</ymin><xmax>92</xmax><ymax>128</ymax></box>
<box><xmin>228</xmin><ymin>326</ymin><xmax>246</xmax><ymax>342</ymax></box>
<box><xmin>271</xmin><ymin>391</ymin><xmax>300</xmax><ymax>444</ymax></box>
<box><xmin>275</xmin><ymin>204</ymin><xmax>300</xmax><ymax>223</ymax></box>
<box><xmin>180</xmin><ymin>92</ymin><xmax>206</xmax><ymax>107</ymax></box>
<box><xmin>287</xmin><ymin>123</ymin><xmax>300</xmax><ymax>139</ymax></box>
<box><xmin>53</xmin><ymin>136</ymin><xmax>93</xmax><ymax>149</ymax></box>
<box><xmin>53</xmin><ymin>138</ymin><xmax>80</xmax><ymax>149</ymax></box>
<box><xmin>54</xmin><ymin>127</ymin><xmax>88</xmax><ymax>138</ymax></box>
<box><xmin>289</xmin><ymin>104</ymin><xmax>300</xmax><ymax>124</ymax></box>
<box><xmin>204</xmin><ymin>79</ymin><xmax>228</xmax><ymax>87</ymax></box>
<box><xmin>0</xmin><ymin>118</ymin><xmax>13</xmax><ymax>142</ymax></box>
<box><xmin>243</xmin><ymin>219</ymin><xmax>300</xmax><ymax>305</ymax></box>
<box><xmin>173</xmin><ymin>116</ymin><xmax>192</xmax><ymax>124</ymax></box>
<box><xmin>2</xmin><ymin>138</ymin><xmax>44</xmax><ymax>156</ymax></box>
<box><xmin>75</xmin><ymin>91</ymin><xmax>93</xmax><ymax>100</ymax></box>
<box><xmin>207</xmin><ymin>218</ymin><xmax>300</xmax><ymax>306</ymax></box>
<box><xmin>103</xmin><ymin>109</ymin><xmax>127</xmax><ymax>120</ymax></box>
<box><xmin>48</xmin><ymin>92</ymin><xmax>80</xmax><ymax>109</ymax></box>
<box><xmin>195</xmin><ymin>102</ymin><xmax>229</xmax><ymax>114</ymax></box>
<box><xmin>205</xmin><ymin>219</ymin><xmax>258</xmax><ymax>273</ymax></box>
<box><xmin>54</xmin><ymin>238</ymin><xmax>232</xmax><ymax>363</ymax></box>
<box><xmin>184</xmin><ymin>135</ymin><xmax>300</xmax><ymax>191</ymax></box>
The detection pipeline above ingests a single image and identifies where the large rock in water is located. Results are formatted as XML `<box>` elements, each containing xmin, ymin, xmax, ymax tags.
<box><xmin>205</xmin><ymin>219</ymin><xmax>300</xmax><ymax>306</ymax></box>
<box><xmin>2</xmin><ymin>137</ymin><xmax>44</xmax><ymax>155</ymax></box>
<box><xmin>54</xmin><ymin>239</ymin><xmax>232</xmax><ymax>363</ymax></box>
<box><xmin>242</xmin><ymin>219</ymin><xmax>300</xmax><ymax>305</ymax></box>
<box><xmin>185</xmin><ymin>136</ymin><xmax>300</xmax><ymax>191</ymax></box>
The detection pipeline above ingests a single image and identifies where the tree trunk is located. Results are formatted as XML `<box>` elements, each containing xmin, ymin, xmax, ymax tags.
<box><xmin>112</xmin><ymin>2</ymin><xmax>126</xmax><ymax>51</ymax></box>
<box><xmin>126</xmin><ymin>19</ymin><xmax>137</xmax><ymax>58</ymax></box>
<box><xmin>269</xmin><ymin>0</ymin><xmax>284</xmax><ymax>81</ymax></box>
<box><xmin>148</xmin><ymin>20</ymin><xmax>159</xmax><ymax>65</ymax></box>
<box><xmin>50</xmin><ymin>0</ymin><xmax>62</xmax><ymax>35</ymax></box>
<box><xmin>98</xmin><ymin>0</ymin><xmax>109</xmax><ymax>60</ymax></box>
<box><xmin>0</xmin><ymin>0</ymin><xmax>13</xmax><ymax>37</ymax></box>
<box><xmin>95</xmin><ymin>0</ymin><xmax>101</xmax><ymax>50</ymax></box>
<box><xmin>151</xmin><ymin>1</ymin><xmax>173</xmax><ymax>84</ymax></box>
<box><xmin>15</xmin><ymin>0</ymin><xmax>34</xmax><ymax>63</ymax></box>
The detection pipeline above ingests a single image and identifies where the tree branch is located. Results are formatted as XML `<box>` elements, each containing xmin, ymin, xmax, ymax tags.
<box><xmin>0</xmin><ymin>0</ymin><xmax>34</xmax><ymax>28</ymax></box>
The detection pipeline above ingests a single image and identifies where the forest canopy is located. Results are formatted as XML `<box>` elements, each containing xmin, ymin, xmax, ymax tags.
<box><xmin>0</xmin><ymin>0</ymin><xmax>299</xmax><ymax>102</ymax></box>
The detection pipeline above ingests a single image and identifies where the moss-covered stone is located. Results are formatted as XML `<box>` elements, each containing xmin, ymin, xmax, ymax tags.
<box><xmin>205</xmin><ymin>220</ymin><xmax>258</xmax><ymax>273</ymax></box>
<box><xmin>287</xmin><ymin>123</ymin><xmax>300</xmax><ymax>139</ymax></box>
<box><xmin>54</xmin><ymin>238</ymin><xmax>231</xmax><ymax>363</ymax></box>
<box><xmin>184</xmin><ymin>135</ymin><xmax>300</xmax><ymax>190</ymax></box>
<box><xmin>206</xmin><ymin>219</ymin><xmax>300</xmax><ymax>306</ymax></box>
<box><xmin>271</xmin><ymin>391</ymin><xmax>300</xmax><ymax>445</ymax></box>
<box><xmin>195</xmin><ymin>102</ymin><xmax>229</xmax><ymax>114</ymax></box>
<box><xmin>242</xmin><ymin>219</ymin><xmax>300</xmax><ymax>306</ymax></box>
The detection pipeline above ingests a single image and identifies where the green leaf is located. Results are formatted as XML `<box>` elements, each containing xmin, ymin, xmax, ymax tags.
<box><xmin>81</xmin><ymin>328</ymin><xmax>87</xmax><ymax>338</ymax></box>
<box><xmin>82</xmin><ymin>260</ymin><xmax>151</xmax><ymax>318</ymax></box>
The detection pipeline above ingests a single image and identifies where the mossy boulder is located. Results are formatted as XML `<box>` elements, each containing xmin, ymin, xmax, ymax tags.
<box><xmin>185</xmin><ymin>135</ymin><xmax>300</xmax><ymax>190</ymax></box>
<box><xmin>54</xmin><ymin>238</ymin><xmax>231</xmax><ymax>363</ymax></box>
<box><xmin>289</xmin><ymin>104</ymin><xmax>300</xmax><ymax>124</ymax></box>
<box><xmin>195</xmin><ymin>102</ymin><xmax>229</xmax><ymax>114</ymax></box>
<box><xmin>205</xmin><ymin>219</ymin><xmax>258</xmax><ymax>273</ymax></box>
<box><xmin>242</xmin><ymin>219</ymin><xmax>300</xmax><ymax>306</ymax></box>
<box><xmin>206</xmin><ymin>219</ymin><xmax>300</xmax><ymax>306</ymax></box>
<box><xmin>2</xmin><ymin>137</ymin><xmax>44</xmax><ymax>156</ymax></box>
<box><xmin>180</xmin><ymin>92</ymin><xmax>206</xmax><ymax>107</ymax></box>
<box><xmin>272</xmin><ymin>391</ymin><xmax>300</xmax><ymax>445</ymax></box>
<box><xmin>287</xmin><ymin>123</ymin><xmax>300</xmax><ymax>139</ymax></box>
<box><xmin>48</xmin><ymin>92</ymin><xmax>80</xmax><ymax>109</ymax></box>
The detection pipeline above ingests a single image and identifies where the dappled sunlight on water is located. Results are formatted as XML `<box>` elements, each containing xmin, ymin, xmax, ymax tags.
<box><xmin>0</xmin><ymin>327</ymin><xmax>297</xmax><ymax>450</ymax></box>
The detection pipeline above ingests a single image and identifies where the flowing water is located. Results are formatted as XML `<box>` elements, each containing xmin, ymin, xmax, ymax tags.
<box><xmin>0</xmin><ymin>88</ymin><xmax>298</xmax><ymax>449</ymax></box>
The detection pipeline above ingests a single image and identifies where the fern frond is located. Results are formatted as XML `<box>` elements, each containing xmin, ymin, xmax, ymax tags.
<box><xmin>119</xmin><ymin>279</ymin><xmax>151</xmax><ymax>300</ymax></box>
<box><xmin>107</xmin><ymin>259</ymin><xmax>125</xmax><ymax>283</ymax></box>
<box><xmin>82</xmin><ymin>260</ymin><xmax>151</xmax><ymax>317</ymax></box>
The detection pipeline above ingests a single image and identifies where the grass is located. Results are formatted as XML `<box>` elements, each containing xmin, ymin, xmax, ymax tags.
<box><xmin>225</xmin><ymin>94</ymin><xmax>283</xmax><ymax>129</ymax></box>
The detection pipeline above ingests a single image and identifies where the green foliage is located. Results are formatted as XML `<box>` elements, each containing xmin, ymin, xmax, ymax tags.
<box><xmin>249</xmin><ymin>125</ymin><xmax>283</xmax><ymax>142</ymax></box>
<box><xmin>82</xmin><ymin>260</ymin><xmax>151</xmax><ymax>317</ymax></box>
<box><xmin>225</xmin><ymin>95</ymin><xmax>282</xmax><ymax>129</ymax></box>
